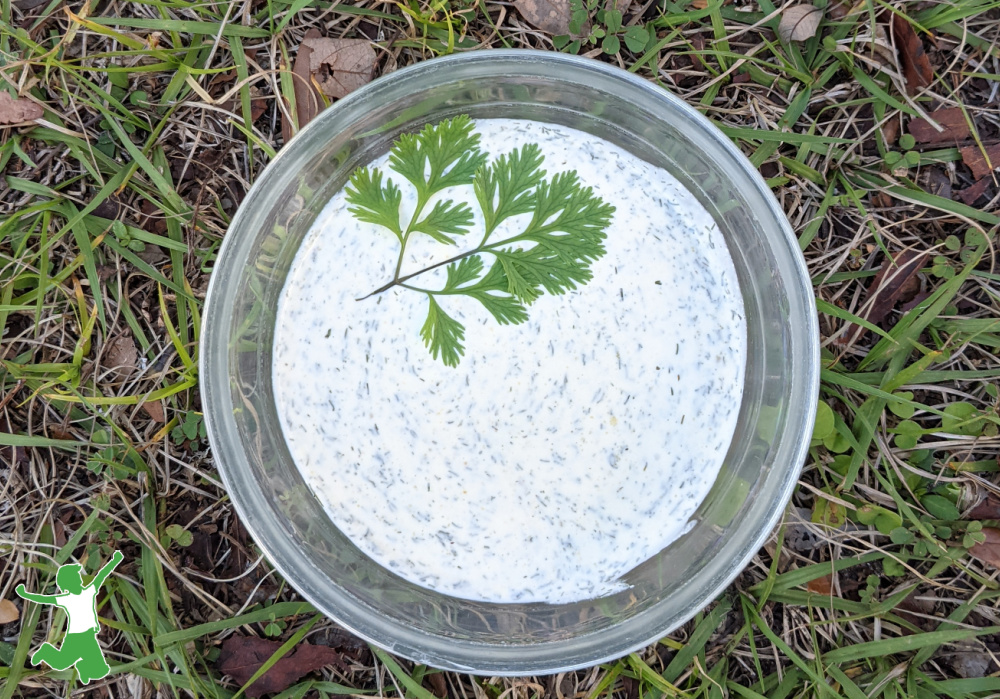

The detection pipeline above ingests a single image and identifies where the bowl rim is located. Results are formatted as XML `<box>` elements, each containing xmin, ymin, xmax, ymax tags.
<box><xmin>201</xmin><ymin>48</ymin><xmax>820</xmax><ymax>674</ymax></box>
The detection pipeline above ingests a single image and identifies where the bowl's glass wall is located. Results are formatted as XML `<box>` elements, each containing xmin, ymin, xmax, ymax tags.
<box><xmin>201</xmin><ymin>51</ymin><xmax>818</xmax><ymax>674</ymax></box>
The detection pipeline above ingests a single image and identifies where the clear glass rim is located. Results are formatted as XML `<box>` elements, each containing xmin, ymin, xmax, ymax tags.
<box><xmin>201</xmin><ymin>49</ymin><xmax>820</xmax><ymax>675</ymax></box>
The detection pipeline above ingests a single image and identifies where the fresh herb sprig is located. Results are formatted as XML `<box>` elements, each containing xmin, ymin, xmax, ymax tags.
<box><xmin>346</xmin><ymin>115</ymin><xmax>615</xmax><ymax>367</ymax></box>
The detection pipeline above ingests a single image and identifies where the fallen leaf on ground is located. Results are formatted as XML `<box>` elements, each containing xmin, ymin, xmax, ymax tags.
<box><xmin>249</xmin><ymin>87</ymin><xmax>267</xmax><ymax>121</ymax></box>
<box><xmin>922</xmin><ymin>167</ymin><xmax>951</xmax><ymax>199</ymax></box>
<box><xmin>209</xmin><ymin>68</ymin><xmax>237</xmax><ymax>91</ymax></box>
<box><xmin>778</xmin><ymin>5</ymin><xmax>823</xmax><ymax>43</ymax></box>
<box><xmin>427</xmin><ymin>671</ymin><xmax>448</xmax><ymax>698</ymax></box>
<box><xmin>141</xmin><ymin>400</ymin><xmax>165</xmax><ymax>423</ymax></box>
<box><xmin>950</xmin><ymin>652</ymin><xmax>993</xmax><ymax>679</ymax></box>
<box><xmin>969</xmin><ymin>527</ymin><xmax>1000</xmax><ymax>568</ymax></box>
<box><xmin>514</xmin><ymin>0</ymin><xmax>588</xmax><ymax>37</ymax></box>
<box><xmin>282</xmin><ymin>28</ymin><xmax>324</xmax><ymax>144</ymax></box>
<box><xmin>139</xmin><ymin>199</ymin><xmax>168</xmax><ymax>235</ymax></box>
<box><xmin>958</xmin><ymin>177</ymin><xmax>991</xmax><ymax>206</ymax></box>
<box><xmin>0</xmin><ymin>92</ymin><xmax>43</xmax><ymax>125</ymax></box>
<box><xmin>892</xmin><ymin>13</ymin><xmax>932</xmax><ymax>95</ymax></box>
<box><xmin>896</xmin><ymin>590</ymin><xmax>937</xmax><ymax>633</ymax></box>
<box><xmin>806</xmin><ymin>573</ymin><xmax>834</xmax><ymax>595</ymax></box>
<box><xmin>0</xmin><ymin>599</ymin><xmax>19</xmax><ymax>624</ymax></box>
<box><xmin>92</xmin><ymin>195</ymin><xmax>122</xmax><ymax>220</ymax></box>
<box><xmin>850</xmin><ymin>25</ymin><xmax>895</xmax><ymax>68</ymax></box>
<box><xmin>104</xmin><ymin>335</ymin><xmax>139</xmax><ymax>381</ymax></box>
<box><xmin>48</xmin><ymin>425</ymin><xmax>73</xmax><ymax>440</ymax></box>
<box><xmin>223</xmin><ymin>87</ymin><xmax>267</xmax><ymax>123</ymax></box>
<box><xmin>871</xmin><ymin>190</ymin><xmax>893</xmax><ymax>208</ymax></box>
<box><xmin>136</xmin><ymin>244</ymin><xmax>168</xmax><ymax>266</ymax></box>
<box><xmin>907</xmin><ymin>107</ymin><xmax>971</xmax><ymax>144</ymax></box>
<box><xmin>303</xmin><ymin>38</ymin><xmax>377</xmax><ymax>100</ymax></box>
<box><xmin>827</xmin><ymin>0</ymin><xmax>850</xmax><ymax>20</ymax></box>
<box><xmin>52</xmin><ymin>519</ymin><xmax>66</xmax><ymax>549</ymax></box>
<box><xmin>836</xmin><ymin>249</ymin><xmax>928</xmax><ymax>345</ymax></box>
<box><xmin>967</xmin><ymin>493</ymin><xmax>1000</xmax><ymax>520</ymax></box>
<box><xmin>960</xmin><ymin>143</ymin><xmax>1000</xmax><ymax>180</ymax></box>
<box><xmin>690</xmin><ymin>0</ymin><xmax>708</xmax><ymax>8</ymax></box>
<box><xmin>690</xmin><ymin>34</ymin><xmax>706</xmax><ymax>69</ymax></box>
<box><xmin>317</xmin><ymin>625</ymin><xmax>368</xmax><ymax>660</ymax></box>
<box><xmin>882</xmin><ymin>115</ymin><xmax>900</xmax><ymax>147</ymax></box>
<box><xmin>218</xmin><ymin>636</ymin><xmax>347</xmax><ymax>698</ymax></box>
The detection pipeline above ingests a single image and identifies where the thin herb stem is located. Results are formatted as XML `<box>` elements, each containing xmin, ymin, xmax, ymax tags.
<box><xmin>357</xmin><ymin>247</ymin><xmax>476</xmax><ymax>300</ymax></box>
<box><xmin>356</xmin><ymin>229</ymin><xmax>525</xmax><ymax>301</ymax></box>
<box><xmin>391</xmin><ymin>189</ymin><xmax>430</xmax><ymax>284</ymax></box>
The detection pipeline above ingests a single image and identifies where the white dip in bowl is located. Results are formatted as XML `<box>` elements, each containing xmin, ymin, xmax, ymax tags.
<box><xmin>272</xmin><ymin>118</ymin><xmax>747</xmax><ymax>604</ymax></box>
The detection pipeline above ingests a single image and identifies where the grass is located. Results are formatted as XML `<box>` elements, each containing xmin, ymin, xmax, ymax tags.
<box><xmin>2</xmin><ymin>0</ymin><xmax>1000</xmax><ymax>697</ymax></box>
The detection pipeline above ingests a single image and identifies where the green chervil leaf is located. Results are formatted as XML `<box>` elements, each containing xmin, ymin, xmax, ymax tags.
<box><xmin>461</xmin><ymin>259</ymin><xmax>531</xmax><ymax>326</ymax></box>
<box><xmin>390</xmin><ymin>114</ymin><xmax>488</xmax><ymax>201</ymax></box>
<box><xmin>349</xmin><ymin>115</ymin><xmax>616</xmax><ymax>366</ymax></box>
<box><xmin>344</xmin><ymin>167</ymin><xmax>403</xmax><ymax>239</ymax></box>
<box><xmin>436</xmin><ymin>256</ymin><xmax>531</xmax><ymax>326</ymax></box>
<box><xmin>474</xmin><ymin>143</ymin><xmax>545</xmax><ymax>236</ymax></box>
<box><xmin>410</xmin><ymin>199</ymin><xmax>475</xmax><ymax>245</ymax></box>
<box><xmin>420</xmin><ymin>296</ymin><xmax>466</xmax><ymax>368</ymax></box>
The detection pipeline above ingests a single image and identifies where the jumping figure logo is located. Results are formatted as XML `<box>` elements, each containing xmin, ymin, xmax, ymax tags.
<box><xmin>15</xmin><ymin>551</ymin><xmax>123</xmax><ymax>684</ymax></box>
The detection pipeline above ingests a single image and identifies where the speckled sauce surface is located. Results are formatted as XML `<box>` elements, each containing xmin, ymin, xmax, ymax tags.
<box><xmin>272</xmin><ymin>119</ymin><xmax>747</xmax><ymax>604</ymax></box>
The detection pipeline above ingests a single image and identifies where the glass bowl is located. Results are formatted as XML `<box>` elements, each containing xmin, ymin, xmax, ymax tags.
<box><xmin>201</xmin><ymin>49</ymin><xmax>819</xmax><ymax>675</ymax></box>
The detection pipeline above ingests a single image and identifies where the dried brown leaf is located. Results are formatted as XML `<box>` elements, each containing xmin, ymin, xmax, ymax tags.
<box><xmin>907</xmin><ymin>107</ymin><xmax>971</xmax><ymax>145</ymax></box>
<box><xmin>836</xmin><ymin>249</ymin><xmax>928</xmax><ymax>345</ymax></box>
<box><xmin>882</xmin><ymin>115</ymin><xmax>900</xmax><ymax>147</ymax></box>
<box><xmin>969</xmin><ymin>528</ymin><xmax>1000</xmax><ymax>568</ymax></box>
<box><xmin>896</xmin><ymin>590</ymin><xmax>937</xmax><ymax>633</ymax></box>
<box><xmin>865</xmin><ymin>249</ymin><xmax>928</xmax><ymax>324</ymax></box>
<box><xmin>806</xmin><ymin>573</ymin><xmax>834</xmax><ymax>595</ymax></box>
<box><xmin>960</xmin><ymin>143</ymin><xmax>1000</xmax><ymax>180</ymax></box>
<box><xmin>0</xmin><ymin>92</ymin><xmax>43</xmax><ymax>125</ymax></box>
<box><xmin>778</xmin><ymin>5</ymin><xmax>823</xmax><ymax>43</ymax></box>
<box><xmin>514</xmin><ymin>0</ymin><xmax>588</xmax><ymax>37</ymax></box>
<box><xmin>892</xmin><ymin>13</ymin><xmax>932</xmax><ymax>95</ymax></box>
<box><xmin>136</xmin><ymin>244</ymin><xmax>168</xmax><ymax>266</ymax></box>
<box><xmin>427</xmin><ymin>672</ymin><xmax>448</xmax><ymax>698</ymax></box>
<box><xmin>0</xmin><ymin>420</ymin><xmax>28</xmax><ymax>469</ymax></box>
<box><xmin>848</xmin><ymin>25</ymin><xmax>896</xmax><ymax>69</ymax></box>
<box><xmin>967</xmin><ymin>493</ymin><xmax>1000</xmax><ymax>520</ymax></box>
<box><xmin>249</xmin><ymin>87</ymin><xmax>267</xmax><ymax>122</ymax></box>
<box><xmin>303</xmin><ymin>38</ymin><xmax>377</xmax><ymax>100</ymax></box>
<box><xmin>218</xmin><ymin>637</ymin><xmax>347</xmax><ymax>698</ymax></box>
<box><xmin>52</xmin><ymin>519</ymin><xmax>66</xmax><ymax>549</ymax></box>
<box><xmin>141</xmin><ymin>400</ymin><xmax>165</xmax><ymax>423</ymax></box>
<box><xmin>92</xmin><ymin>195</ymin><xmax>122</xmax><ymax>220</ymax></box>
<box><xmin>223</xmin><ymin>87</ymin><xmax>267</xmax><ymax>123</ymax></box>
<box><xmin>827</xmin><ymin>0</ymin><xmax>850</xmax><ymax>20</ymax></box>
<box><xmin>922</xmin><ymin>167</ymin><xmax>951</xmax><ymax>199</ymax></box>
<box><xmin>140</xmin><ymin>199</ymin><xmax>168</xmax><ymax>235</ymax></box>
<box><xmin>951</xmin><ymin>653</ymin><xmax>993</xmax><ymax>679</ymax></box>
<box><xmin>871</xmin><ymin>191</ymin><xmax>894</xmax><ymax>208</ymax></box>
<box><xmin>282</xmin><ymin>29</ymin><xmax>324</xmax><ymax>144</ymax></box>
<box><xmin>957</xmin><ymin>177</ymin><xmax>991</xmax><ymax>206</ymax></box>
<box><xmin>104</xmin><ymin>335</ymin><xmax>139</xmax><ymax>381</ymax></box>
<box><xmin>0</xmin><ymin>599</ymin><xmax>19</xmax><ymax>624</ymax></box>
<box><xmin>690</xmin><ymin>35</ymin><xmax>706</xmax><ymax>69</ymax></box>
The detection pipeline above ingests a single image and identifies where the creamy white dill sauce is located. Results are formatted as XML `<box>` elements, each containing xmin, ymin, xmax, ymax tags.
<box><xmin>272</xmin><ymin>119</ymin><xmax>746</xmax><ymax>604</ymax></box>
